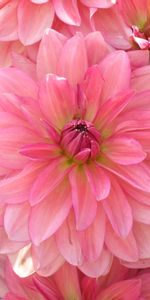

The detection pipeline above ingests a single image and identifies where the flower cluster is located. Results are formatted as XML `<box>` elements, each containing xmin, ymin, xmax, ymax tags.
<box><xmin>0</xmin><ymin>0</ymin><xmax>150</xmax><ymax>299</ymax></box>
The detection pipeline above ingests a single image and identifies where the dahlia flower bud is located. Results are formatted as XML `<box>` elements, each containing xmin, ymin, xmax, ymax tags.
<box><xmin>60</xmin><ymin>119</ymin><xmax>101</xmax><ymax>160</ymax></box>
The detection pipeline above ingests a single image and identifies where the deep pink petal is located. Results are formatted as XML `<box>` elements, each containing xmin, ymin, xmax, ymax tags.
<box><xmin>69</xmin><ymin>167</ymin><xmax>97</xmax><ymax>230</ymax></box>
<box><xmin>85</xmin><ymin>163</ymin><xmax>111</xmax><ymax>200</ymax></box>
<box><xmin>18</xmin><ymin>0</ymin><xmax>54</xmax><ymax>45</ymax></box>
<box><xmin>29</xmin><ymin>180</ymin><xmax>71</xmax><ymax>245</ymax></box>
<box><xmin>131</xmin><ymin>65</ymin><xmax>150</xmax><ymax>92</ymax></box>
<box><xmin>53</xmin><ymin>0</ymin><xmax>81</xmax><ymax>26</ymax></box>
<box><xmin>57</xmin><ymin>33</ymin><xmax>88</xmax><ymax>85</ymax></box>
<box><xmin>37</xmin><ymin>28</ymin><xmax>66</xmax><ymax>79</ymax></box>
<box><xmin>105</xmin><ymin>224</ymin><xmax>139</xmax><ymax>262</ymax></box>
<box><xmin>39</xmin><ymin>74</ymin><xmax>76</xmax><ymax>129</ymax></box>
<box><xmin>30</xmin><ymin>157</ymin><xmax>72</xmax><ymax>205</ymax></box>
<box><xmin>103</xmin><ymin>177</ymin><xmax>133</xmax><ymax>238</ymax></box>
<box><xmin>102</xmin><ymin>136</ymin><xmax>146</xmax><ymax>165</ymax></box>
<box><xmin>79</xmin><ymin>249</ymin><xmax>113</xmax><ymax>278</ymax></box>
<box><xmin>20</xmin><ymin>143</ymin><xmax>59</xmax><ymax>161</ymax></box>
<box><xmin>128</xmin><ymin>50</ymin><xmax>149</xmax><ymax>69</ymax></box>
<box><xmin>4</xmin><ymin>203</ymin><xmax>30</xmax><ymax>242</ymax></box>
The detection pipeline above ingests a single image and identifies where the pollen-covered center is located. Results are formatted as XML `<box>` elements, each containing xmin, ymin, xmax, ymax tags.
<box><xmin>60</xmin><ymin>119</ymin><xmax>101</xmax><ymax>161</ymax></box>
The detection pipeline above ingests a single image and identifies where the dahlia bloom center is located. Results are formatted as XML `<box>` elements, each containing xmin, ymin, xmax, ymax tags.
<box><xmin>60</xmin><ymin>119</ymin><xmax>101</xmax><ymax>160</ymax></box>
<box><xmin>131</xmin><ymin>25</ymin><xmax>150</xmax><ymax>49</ymax></box>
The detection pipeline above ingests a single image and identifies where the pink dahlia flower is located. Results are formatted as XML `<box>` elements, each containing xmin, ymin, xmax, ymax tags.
<box><xmin>92</xmin><ymin>0</ymin><xmax>150</xmax><ymax>68</ymax></box>
<box><xmin>0</xmin><ymin>0</ymin><xmax>116</xmax><ymax>46</ymax></box>
<box><xmin>0</xmin><ymin>47</ymin><xmax>150</xmax><ymax>278</ymax></box>
<box><xmin>1</xmin><ymin>258</ymin><xmax>150</xmax><ymax>300</ymax></box>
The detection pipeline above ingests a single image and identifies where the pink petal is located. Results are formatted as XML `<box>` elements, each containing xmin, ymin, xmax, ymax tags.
<box><xmin>129</xmin><ymin>197</ymin><xmax>150</xmax><ymax>225</ymax></box>
<box><xmin>94</xmin><ymin>90</ymin><xmax>134</xmax><ymax>130</ymax></box>
<box><xmin>0</xmin><ymin>227</ymin><xmax>26</xmax><ymax>254</ymax></box>
<box><xmin>100</xmin><ymin>51</ymin><xmax>131</xmax><ymax>101</ymax></box>
<box><xmin>103</xmin><ymin>178</ymin><xmax>133</xmax><ymax>238</ymax></box>
<box><xmin>29</xmin><ymin>180</ymin><xmax>71</xmax><ymax>245</ymax></box>
<box><xmin>100</xmin><ymin>160</ymin><xmax>150</xmax><ymax>193</ymax></box>
<box><xmin>37</xmin><ymin>28</ymin><xmax>66</xmax><ymax>79</ymax></box>
<box><xmin>131</xmin><ymin>65</ymin><xmax>150</xmax><ymax>92</ymax></box>
<box><xmin>57</xmin><ymin>33</ymin><xmax>88</xmax><ymax>85</ymax></box>
<box><xmin>20</xmin><ymin>143</ymin><xmax>59</xmax><ymax>160</ymax></box>
<box><xmin>118</xmin><ymin>0</ymin><xmax>148</xmax><ymax>26</ymax></box>
<box><xmin>102</xmin><ymin>136</ymin><xmax>146</xmax><ymax>165</ymax></box>
<box><xmin>79</xmin><ymin>206</ymin><xmax>106</xmax><ymax>261</ymax></box>
<box><xmin>0</xmin><ymin>68</ymin><xmax>37</xmax><ymax>98</ymax></box>
<box><xmin>69</xmin><ymin>167</ymin><xmax>97</xmax><ymax>230</ymax></box>
<box><xmin>0</xmin><ymin>0</ymin><xmax>18</xmax><ymax>41</ymax></box>
<box><xmin>81</xmin><ymin>65</ymin><xmax>103</xmax><ymax>121</ymax></box>
<box><xmin>93</xmin><ymin>6</ymin><xmax>131</xmax><ymax>50</ymax></box>
<box><xmin>4</xmin><ymin>203</ymin><xmax>30</xmax><ymax>242</ymax></box>
<box><xmin>12</xmin><ymin>52</ymin><xmax>36</xmax><ymax>80</ymax></box>
<box><xmin>85</xmin><ymin>163</ymin><xmax>111</xmax><ymax>200</ymax></box>
<box><xmin>133</xmin><ymin>223</ymin><xmax>150</xmax><ymax>259</ymax></box>
<box><xmin>97</xmin><ymin>279</ymin><xmax>141</xmax><ymax>300</ymax></box>
<box><xmin>128</xmin><ymin>50</ymin><xmax>150</xmax><ymax>69</ymax></box>
<box><xmin>81</xmin><ymin>0</ymin><xmax>116</xmax><ymax>8</ymax></box>
<box><xmin>79</xmin><ymin>249</ymin><xmax>113</xmax><ymax>277</ymax></box>
<box><xmin>0</xmin><ymin>162</ymin><xmax>45</xmax><ymax>203</ymax></box>
<box><xmin>0</xmin><ymin>127</ymin><xmax>40</xmax><ymax>169</ymax></box>
<box><xmin>30</xmin><ymin>157</ymin><xmax>72</xmax><ymax>205</ymax></box>
<box><xmin>56</xmin><ymin>212</ymin><xmax>84</xmax><ymax>266</ymax></box>
<box><xmin>53</xmin><ymin>0</ymin><xmax>81</xmax><ymax>26</ymax></box>
<box><xmin>18</xmin><ymin>0</ymin><xmax>54</xmax><ymax>45</ymax></box>
<box><xmin>39</xmin><ymin>74</ymin><xmax>76</xmax><ymax>129</ymax></box>
<box><xmin>54</xmin><ymin>263</ymin><xmax>81</xmax><ymax>300</ymax></box>
<box><xmin>32</xmin><ymin>238</ymin><xmax>64</xmax><ymax>276</ymax></box>
<box><xmin>105</xmin><ymin>224</ymin><xmax>139</xmax><ymax>262</ymax></box>
<box><xmin>85</xmin><ymin>31</ymin><xmax>111</xmax><ymax>66</ymax></box>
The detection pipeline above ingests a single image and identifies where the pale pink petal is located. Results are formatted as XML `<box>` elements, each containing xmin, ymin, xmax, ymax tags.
<box><xmin>79</xmin><ymin>249</ymin><xmax>113</xmax><ymax>278</ymax></box>
<box><xmin>39</xmin><ymin>74</ymin><xmax>76</xmax><ymax>129</ymax></box>
<box><xmin>12</xmin><ymin>52</ymin><xmax>36</xmax><ymax>80</ymax></box>
<box><xmin>85</xmin><ymin>163</ymin><xmax>111</xmax><ymax>200</ymax></box>
<box><xmin>56</xmin><ymin>212</ymin><xmax>84</xmax><ymax>266</ymax></box>
<box><xmin>18</xmin><ymin>0</ymin><xmax>54</xmax><ymax>45</ymax></box>
<box><xmin>0</xmin><ymin>68</ymin><xmax>37</xmax><ymax>98</ymax></box>
<box><xmin>4</xmin><ymin>203</ymin><xmax>30</xmax><ymax>242</ymax></box>
<box><xmin>105</xmin><ymin>224</ymin><xmax>139</xmax><ymax>262</ymax></box>
<box><xmin>36</xmin><ymin>28</ymin><xmax>66</xmax><ymax>79</ymax></box>
<box><xmin>69</xmin><ymin>167</ymin><xmax>97</xmax><ymax>230</ymax></box>
<box><xmin>81</xmin><ymin>65</ymin><xmax>103</xmax><ymax>121</ymax></box>
<box><xmin>103</xmin><ymin>178</ymin><xmax>133</xmax><ymax>238</ymax></box>
<box><xmin>102</xmin><ymin>136</ymin><xmax>146</xmax><ymax>165</ymax></box>
<box><xmin>32</xmin><ymin>238</ymin><xmax>64</xmax><ymax>276</ymax></box>
<box><xmin>93</xmin><ymin>6</ymin><xmax>131</xmax><ymax>49</ymax></box>
<box><xmin>30</xmin><ymin>157</ymin><xmax>72</xmax><ymax>205</ymax></box>
<box><xmin>129</xmin><ymin>197</ymin><xmax>150</xmax><ymax>225</ymax></box>
<box><xmin>79</xmin><ymin>206</ymin><xmax>106</xmax><ymax>261</ymax></box>
<box><xmin>100</xmin><ymin>160</ymin><xmax>150</xmax><ymax>193</ymax></box>
<box><xmin>57</xmin><ymin>33</ymin><xmax>88</xmax><ymax>85</ymax></box>
<box><xmin>54</xmin><ymin>263</ymin><xmax>81</xmax><ymax>300</ymax></box>
<box><xmin>0</xmin><ymin>227</ymin><xmax>26</xmax><ymax>254</ymax></box>
<box><xmin>131</xmin><ymin>65</ymin><xmax>150</xmax><ymax>92</ymax></box>
<box><xmin>85</xmin><ymin>31</ymin><xmax>111</xmax><ymax>66</ymax></box>
<box><xmin>97</xmin><ymin>279</ymin><xmax>141</xmax><ymax>300</ymax></box>
<box><xmin>29</xmin><ymin>180</ymin><xmax>71</xmax><ymax>245</ymax></box>
<box><xmin>133</xmin><ymin>223</ymin><xmax>150</xmax><ymax>259</ymax></box>
<box><xmin>81</xmin><ymin>0</ymin><xmax>116</xmax><ymax>8</ymax></box>
<box><xmin>100</xmin><ymin>51</ymin><xmax>131</xmax><ymax>101</ymax></box>
<box><xmin>0</xmin><ymin>162</ymin><xmax>45</xmax><ymax>203</ymax></box>
<box><xmin>0</xmin><ymin>0</ymin><xmax>18</xmax><ymax>41</ymax></box>
<box><xmin>53</xmin><ymin>0</ymin><xmax>81</xmax><ymax>26</ymax></box>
